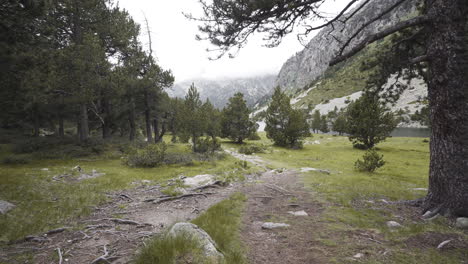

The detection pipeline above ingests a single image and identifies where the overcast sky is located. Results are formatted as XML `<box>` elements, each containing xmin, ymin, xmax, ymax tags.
<box><xmin>117</xmin><ymin>0</ymin><xmax>349</xmax><ymax>82</ymax></box>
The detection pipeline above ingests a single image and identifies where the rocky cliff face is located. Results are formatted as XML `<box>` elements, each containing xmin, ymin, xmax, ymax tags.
<box><xmin>168</xmin><ymin>75</ymin><xmax>276</xmax><ymax>108</ymax></box>
<box><xmin>276</xmin><ymin>0</ymin><xmax>416</xmax><ymax>91</ymax></box>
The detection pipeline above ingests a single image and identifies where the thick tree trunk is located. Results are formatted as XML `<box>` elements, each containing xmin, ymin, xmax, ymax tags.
<box><xmin>58</xmin><ymin>114</ymin><xmax>64</xmax><ymax>138</ymax></box>
<box><xmin>423</xmin><ymin>0</ymin><xmax>468</xmax><ymax>217</ymax></box>
<box><xmin>32</xmin><ymin>106</ymin><xmax>40</xmax><ymax>137</ymax></box>
<box><xmin>79</xmin><ymin>103</ymin><xmax>89</xmax><ymax>142</ymax></box>
<box><xmin>129</xmin><ymin>98</ymin><xmax>136</xmax><ymax>141</ymax></box>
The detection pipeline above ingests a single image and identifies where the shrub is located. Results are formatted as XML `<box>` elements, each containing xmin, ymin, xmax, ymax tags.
<box><xmin>2</xmin><ymin>155</ymin><xmax>30</xmax><ymax>164</ymax></box>
<box><xmin>354</xmin><ymin>149</ymin><xmax>386</xmax><ymax>172</ymax></box>
<box><xmin>238</xmin><ymin>144</ymin><xmax>266</xmax><ymax>155</ymax></box>
<box><xmin>163</xmin><ymin>153</ymin><xmax>194</xmax><ymax>166</ymax></box>
<box><xmin>125</xmin><ymin>143</ymin><xmax>168</xmax><ymax>167</ymax></box>
<box><xmin>247</xmin><ymin>132</ymin><xmax>261</xmax><ymax>141</ymax></box>
<box><xmin>194</xmin><ymin>137</ymin><xmax>221</xmax><ymax>153</ymax></box>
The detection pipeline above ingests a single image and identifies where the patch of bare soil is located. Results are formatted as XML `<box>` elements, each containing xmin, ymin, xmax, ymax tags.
<box><xmin>405</xmin><ymin>232</ymin><xmax>468</xmax><ymax>250</ymax></box>
<box><xmin>240</xmin><ymin>169</ymin><xmax>328</xmax><ymax>264</ymax></box>
<box><xmin>0</xmin><ymin>181</ymin><xmax>237</xmax><ymax>264</ymax></box>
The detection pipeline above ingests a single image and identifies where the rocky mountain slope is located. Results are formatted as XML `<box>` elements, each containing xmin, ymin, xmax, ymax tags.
<box><xmin>168</xmin><ymin>75</ymin><xmax>276</xmax><ymax>108</ymax></box>
<box><xmin>276</xmin><ymin>0</ymin><xmax>417</xmax><ymax>91</ymax></box>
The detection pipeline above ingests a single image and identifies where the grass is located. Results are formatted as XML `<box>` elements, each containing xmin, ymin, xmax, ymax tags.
<box><xmin>0</xmin><ymin>136</ymin><xmax>259</xmax><ymax>242</ymax></box>
<box><xmin>229</xmin><ymin>132</ymin><xmax>467</xmax><ymax>263</ymax></box>
<box><xmin>134</xmin><ymin>192</ymin><xmax>247</xmax><ymax>264</ymax></box>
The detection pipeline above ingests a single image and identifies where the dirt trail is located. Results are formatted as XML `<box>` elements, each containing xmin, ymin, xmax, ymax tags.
<box><xmin>0</xmin><ymin>150</ymin><xmax>325</xmax><ymax>264</ymax></box>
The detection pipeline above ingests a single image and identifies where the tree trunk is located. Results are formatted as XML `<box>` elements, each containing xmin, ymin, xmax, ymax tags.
<box><xmin>32</xmin><ymin>105</ymin><xmax>40</xmax><ymax>137</ymax></box>
<box><xmin>129</xmin><ymin>97</ymin><xmax>136</xmax><ymax>141</ymax></box>
<box><xmin>423</xmin><ymin>0</ymin><xmax>468</xmax><ymax>217</ymax></box>
<box><xmin>144</xmin><ymin>90</ymin><xmax>153</xmax><ymax>143</ymax></box>
<box><xmin>79</xmin><ymin>103</ymin><xmax>89</xmax><ymax>142</ymax></box>
<box><xmin>153</xmin><ymin>117</ymin><xmax>159</xmax><ymax>143</ymax></box>
<box><xmin>102</xmin><ymin>97</ymin><xmax>111</xmax><ymax>139</ymax></box>
<box><xmin>58</xmin><ymin>114</ymin><xmax>64</xmax><ymax>138</ymax></box>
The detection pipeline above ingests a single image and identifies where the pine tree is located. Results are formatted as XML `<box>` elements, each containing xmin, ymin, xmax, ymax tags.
<box><xmin>310</xmin><ymin>110</ymin><xmax>321</xmax><ymax>133</ymax></box>
<box><xmin>265</xmin><ymin>87</ymin><xmax>310</xmax><ymax>148</ymax></box>
<box><xmin>345</xmin><ymin>93</ymin><xmax>397</xmax><ymax>149</ymax></box>
<box><xmin>221</xmin><ymin>92</ymin><xmax>256</xmax><ymax>143</ymax></box>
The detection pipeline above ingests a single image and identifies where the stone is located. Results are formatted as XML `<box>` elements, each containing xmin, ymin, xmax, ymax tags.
<box><xmin>0</xmin><ymin>200</ymin><xmax>15</xmax><ymax>214</ymax></box>
<box><xmin>411</xmin><ymin>188</ymin><xmax>427</xmax><ymax>191</ymax></box>
<box><xmin>41</xmin><ymin>168</ymin><xmax>49</xmax><ymax>171</ymax></box>
<box><xmin>288</xmin><ymin>210</ymin><xmax>308</xmax><ymax>216</ymax></box>
<box><xmin>168</xmin><ymin>223</ymin><xmax>224</xmax><ymax>259</ymax></box>
<box><xmin>353</xmin><ymin>253</ymin><xmax>364</xmax><ymax>258</ymax></box>
<box><xmin>386</xmin><ymin>221</ymin><xmax>402</xmax><ymax>228</ymax></box>
<box><xmin>300</xmin><ymin>167</ymin><xmax>330</xmax><ymax>174</ymax></box>
<box><xmin>455</xmin><ymin>217</ymin><xmax>468</xmax><ymax>229</ymax></box>
<box><xmin>183</xmin><ymin>174</ymin><xmax>216</xmax><ymax>188</ymax></box>
<box><xmin>261</xmin><ymin>222</ymin><xmax>290</xmax><ymax>229</ymax></box>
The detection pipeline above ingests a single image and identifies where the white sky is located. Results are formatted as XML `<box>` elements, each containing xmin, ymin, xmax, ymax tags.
<box><xmin>117</xmin><ymin>0</ymin><xmax>349</xmax><ymax>82</ymax></box>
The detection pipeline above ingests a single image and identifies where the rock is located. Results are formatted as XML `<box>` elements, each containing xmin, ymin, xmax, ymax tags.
<box><xmin>300</xmin><ymin>167</ymin><xmax>330</xmax><ymax>174</ymax></box>
<box><xmin>141</xmin><ymin>180</ymin><xmax>151</xmax><ymax>184</ymax></box>
<box><xmin>168</xmin><ymin>223</ymin><xmax>224</xmax><ymax>259</ymax></box>
<box><xmin>386</xmin><ymin>221</ymin><xmax>402</xmax><ymax>228</ymax></box>
<box><xmin>0</xmin><ymin>200</ymin><xmax>15</xmax><ymax>214</ymax></box>
<box><xmin>455</xmin><ymin>217</ymin><xmax>468</xmax><ymax>229</ymax></box>
<box><xmin>288</xmin><ymin>210</ymin><xmax>308</xmax><ymax>216</ymax></box>
<box><xmin>261</xmin><ymin>222</ymin><xmax>290</xmax><ymax>229</ymax></box>
<box><xmin>40</xmin><ymin>168</ymin><xmax>49</xmax><ymax>171</ymax></box>
<box><xmin>353</xmin><ymin>253</ymin><xmax>364</xmax><ymax>258</ymax></box>
<box><xmin>183</xmin><ymin>174</ymin><xmax>216</xmax><ymax>188</ymax></box>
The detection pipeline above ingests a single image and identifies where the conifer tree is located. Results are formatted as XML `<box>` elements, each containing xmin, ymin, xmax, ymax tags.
<box><xmin>221</xmin><ymin>92</ymin><xmax>256</xmax><ymax>143</ymax></box>
<box><xmin>265</xmin><ymin>87</ymin><xmax>310</xmax><ymax>148</ymax></box>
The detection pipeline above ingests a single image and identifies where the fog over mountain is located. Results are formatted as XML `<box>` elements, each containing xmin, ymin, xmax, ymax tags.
<box><xmin>168</xmin><ymin>75</ymin><xmax>276</xmax><ymax>108</ymax></box>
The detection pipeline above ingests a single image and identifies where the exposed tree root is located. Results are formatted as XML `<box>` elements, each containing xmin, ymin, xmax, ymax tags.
<box><xmin>151</xmin><ymin>192</ymin><xmax>216</xmax><ymax>204</ymax></box>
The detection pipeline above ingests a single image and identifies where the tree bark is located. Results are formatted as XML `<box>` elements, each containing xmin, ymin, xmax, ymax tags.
<box><xmin>423</xmin><ymin>0</ymin><xmax>468</xmax><ymax>217</ymax></box>
<box><xmin>129</xmin><ymin>97</ymin><xmax>136</xmax><ymax>141</ymax></box>
<box><xmin>153</xmin><ymin>117</ymin><xmax>159</xmax><ymax>143</ymax></box>
<box><xmin>79</xmin><ymin>103</ymin><xmax>89</xmax><ymax>142</ymax></box>
<box><xmin>32</xmin><ymin>105</ymin><xmax>40</xmax><ymax>137</ymax></box>
<box><xmin>102</xmin><ymin>97</ymin><xmax>111</xmax><ymax>139</ymax></box>
<box><xmin>144</xmin><ymin>90</ymin><xmax>153</xmax><ymax>143</ymax></box>
<box><xmin>58</xmin><ymin>114</ymin><xmax>64</xmax><ymax>138</ymax></box>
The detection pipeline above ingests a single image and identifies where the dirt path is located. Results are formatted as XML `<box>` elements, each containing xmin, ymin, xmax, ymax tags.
<box><xmin>240</xmin><ymin>169</ymin><xmax>327</xmax><ymax>264</ymax></box>
<box><xmin>0</xmin><ymin>150</ymin><xmax>326</xmax><ymax>264</ymax></box>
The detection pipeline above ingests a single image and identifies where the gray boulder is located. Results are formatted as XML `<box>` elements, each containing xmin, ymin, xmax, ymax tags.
<box><xmin>386</xmin><ymin>221</ymin><xmax>402</xmax><ymax>228</ymax></box>
<box><xmin>168</xmin><ymin>223</ymin><xmax>224</xmax><ymax>259</ymax></box>
<box><xmin>455</xmin><ymin>217</ymin><xmax>468</xmax><ymax>229</ymax></box>
<box><xmin>0</xmin><ymin>200</ymin><xmax>15</xmax><ymax>214</ymax></box>
<box><xmin>261</xmin><ymin>222</ymin><xmax>290</xmax><ymax>229</ymax></box>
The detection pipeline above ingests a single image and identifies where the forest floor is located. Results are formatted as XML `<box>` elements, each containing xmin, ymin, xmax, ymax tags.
<box><xmin>1</xmin><ymin>134</ymin><xmax>467</xmax><ymax>263</ymax></box>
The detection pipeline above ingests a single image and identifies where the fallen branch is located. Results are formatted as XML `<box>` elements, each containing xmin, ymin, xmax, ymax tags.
<box><xmin>152</xmin><ymin>192</ymin><xmax>216</xmax><ymax>204</ymax></box>
<box><xmin>91</xmin><ymin>245</ymin><xmax>110</xmax><ymax>264</ymax></box>
<box><xmin>56</xmin><ymin>248</ymin><xmax>63</xmax><ymax>264</ymax></box>
<box><xmin>45</xmin><ymin>227</ymin><xmax>69</xmax><ymax>236</ymax></box>
<box><xmin>118</xmin><ymin>194</ymin><xmax>133</xmax><ymax>201</ymax></box>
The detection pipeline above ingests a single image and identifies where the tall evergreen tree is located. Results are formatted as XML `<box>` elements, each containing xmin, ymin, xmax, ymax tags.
<box><xmin>221</xmin><ymin>92</ymin><xmax>256</xmax><ymax>143</ymax></box>
<box><xmin>265</xmin><ymin>87</ymin><xmax>310</xmax><ymax>148</ymax></box>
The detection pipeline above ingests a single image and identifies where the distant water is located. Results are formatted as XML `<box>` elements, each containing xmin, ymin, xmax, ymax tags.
<box><xmin>256</xmin><ymin>121</ymin><xmax>430</xmax><ymax>138</ymax></box>
<box><xmin>390</xmin><ymin>127</ymin><xmax>430</xmax><ymax>138</ymax></box>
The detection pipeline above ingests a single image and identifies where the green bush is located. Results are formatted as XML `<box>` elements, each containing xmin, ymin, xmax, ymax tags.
<box><xmin>164</xmin><ymin>153</ymin><xmax>195</xmax><ymax>166</ymax></box>
<box><xmin>194</xmin><ymin>137</ymin><xmax>221</xmax><ymax>153</ymax></box>
<box><xmin>124</xmin><ymin>143</ymin><xmax>168</xmax><ymax>167</ymax></box>
<box><xmin>354</xmin><ymin>149</ymin><xmax>386</xmax><ymax>172</ymax></box>
<box><xmin>247</xmin><ymin>132</ymin><xmax>261</xmax><ymax>141</ymax></box>
<box><xmin>238</xmin><ymin>144</ymin><xmax>266</xmax><ymax>155</ymax></box>
<box><xmin>2</xmin><ymin>155</ymin><xmax>30</xmax><ymax>164</ymax></box>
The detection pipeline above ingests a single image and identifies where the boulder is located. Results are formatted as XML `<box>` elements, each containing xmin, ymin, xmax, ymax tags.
<box><xmin>0</xmin><ymin>200</ymin><xmax>15</xmax><ymax>214</ymax></box>
<box><xmin>261</xmin><ymin>222</ymin><xmax>290</xmax><ymax>229</ymax></box>
<box><xmin>183</xmin><ymin>174</ymin><xmax>216</xmax><ymax>188</ymax></box>
<box><xmin>455</xmin><ymin>217</ymin><xmax>468</xmax><ymax>229</ymax></box>
<box><xmin>168</xmin><ymin>223</ymin><xmax>224</xmax><ymax>259</ymax></box>
<box><xmin>386</xmin><ymin>221</ymin><xmax>402</xmax><ymax>228</ymax></box>
<box><xmin>288</xmin><ymin>210</ymin><xmax>308</xmax><ymax>216</ymax></box>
